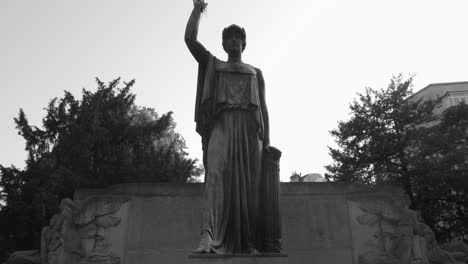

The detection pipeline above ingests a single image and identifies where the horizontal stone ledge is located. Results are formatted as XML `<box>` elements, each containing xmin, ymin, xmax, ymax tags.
<box><xmin>188</xmin><ymin>253</ymin><xmax>288</xmax><ymax>258</ymax></box>
<box><xmin>187</xmin><ymin>253</ymin><xmax>289</xmax><ymax>264</ymax></box>
<box><xmin>75</xmin><ymin>182</ymin><xmax>404</xmax><ymax>200</ymax></box>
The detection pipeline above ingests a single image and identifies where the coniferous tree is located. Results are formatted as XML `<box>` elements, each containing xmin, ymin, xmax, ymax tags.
<box><xmin>408</xmin><ymin>103</ymin><xmax>468</xmax><ymax>241</ymax></box>
<box><xmin>326</xmin><ymin>75</ymin><xmax>467</xmax><ymax>242</ymax></box>
<box><xmin>0</xmin><ymin>78</ymin><xmax>202</xmax><ymax>259</ymax></box>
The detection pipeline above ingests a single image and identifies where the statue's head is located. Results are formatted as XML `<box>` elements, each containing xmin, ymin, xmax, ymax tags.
<box><xmin>50</xmin><ymin>214</ymin><xmax>58</xmax><ymax>226</ymax></box>
<box><xmin>415</xmin><ymin>210</ymin><xmax>424</xmax><ymax>222</ymax></box>
<box><xmin>222</xmin><ymin>24</ymin><xmax>246</xmax><ymax>54</ymax></box>
<box><xmin>59</xmin><ymin>198</ymin><xmax>76</xmax><ymax>212</ymax></box>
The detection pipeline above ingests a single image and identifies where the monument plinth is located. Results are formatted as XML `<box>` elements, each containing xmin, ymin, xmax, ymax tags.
<box><xmin>188</xmin><ymin>253</ymin><xmax>289</xmax><ymax>264</ymax></box>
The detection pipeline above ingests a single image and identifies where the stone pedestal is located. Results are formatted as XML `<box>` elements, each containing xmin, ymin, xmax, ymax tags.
<box><xmin>71</xmin><ymin>182</ymin><xmax>408</xmax><ymax>264</ymax></box>
<box><xmin>187</xmin><ymin>254</ymin><xmax>289</xmax><ymax>264</ymax></box>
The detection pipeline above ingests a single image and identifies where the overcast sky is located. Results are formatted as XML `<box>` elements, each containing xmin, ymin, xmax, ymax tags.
<box><xmin>1</xmin><ymin>0</ymin><xmax>468</xmax><ymax>181</ymax></box>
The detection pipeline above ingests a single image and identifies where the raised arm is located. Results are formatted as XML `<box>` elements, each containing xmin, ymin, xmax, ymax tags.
<box><xmin>185</xmin><ymin>0</ymin><xmax>210</xmax><ymax>64</ymax></box>
<box><xmin>257</xmin><ymin>68</ymin><xmax>270</xmax><ymax>147</ymax></box>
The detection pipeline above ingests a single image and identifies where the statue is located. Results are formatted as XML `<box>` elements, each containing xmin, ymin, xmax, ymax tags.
<box><xmin>414</xmin><ymin>213</ymin><xmax>468</xmax><ymax>264</ymax></box>
<box><xmin>36</xmin><ymin>196</ymin><xmax>128</xmax><ymax>264</ymax></box>
<box><xmin>357</xmin><ymin>198</ymin><xmax>426</xmax><ymax>264</ymax></box>
<box><xmin>356</xmin><ymin>198</ymin><xmax>468</xmax><ymax>264</ymax></box>
<box><xmin>40</xmin><ymin>198</ymin><xmax>83</xmax><ymax>264</ymax></box>
<box><xmin>40</xmin><ymin>215</ymin><xmax>61</xmax><ymax>264</ymax></box>
<box><xmin>185</xmin><ymin>0</ymin><xmax>281</xmax><ymax>254</ymax></box>
<box><xmin>57</xmin><ymin>198</ymin><xmax>83</xmax><ymax>264</ymax></box>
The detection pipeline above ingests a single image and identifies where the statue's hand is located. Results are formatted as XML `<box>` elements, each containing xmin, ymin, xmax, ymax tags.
<box><xmin>263</xmin><ymin>145</ymin><xmax>282</xmax><ymax>159</ymax></box>
<box><xmin>193</xmin><ymin>0</ymin><xmax>207</xmax><ymax>12</ymax></box>
<box><xmin>263</xmin><ymin>136</ymin><xmax>270</xmax><ymax>149</ymax></box>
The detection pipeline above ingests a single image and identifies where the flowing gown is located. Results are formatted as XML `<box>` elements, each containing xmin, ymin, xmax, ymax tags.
<box><xmin>195</xmin><ymin>56</ymin><xmax>265</xmax><ymax>253</ymax></box>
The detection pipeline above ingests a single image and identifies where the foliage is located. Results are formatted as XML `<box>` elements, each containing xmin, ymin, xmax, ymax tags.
<box><xmin>326</xmin><ymin>75</ymin><xmax>467</xmax><ymax>242</ymax></box>
<box><xmin>0</xmin><ymin>78</ymin><xmax>202</xmax><ymax>258</ymax></box>
<box><xmin>408</xmin><ymin>104</ymin><xmax>468</xmax><ymax>241</ymax></box>
<box><xmin>325</xmin><ymin>75</ymin><xmax>437</xmax><ymax>188</ymax></box>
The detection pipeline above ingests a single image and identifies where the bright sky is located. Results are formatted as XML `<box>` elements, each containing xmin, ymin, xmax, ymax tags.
<box><xmin>1</xmin><ymin>0</ymin><xmax>468</xmax><ymax>182</ymax></box>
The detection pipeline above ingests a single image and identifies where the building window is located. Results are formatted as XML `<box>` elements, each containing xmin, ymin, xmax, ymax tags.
<box><xmin>450</xmin><ymin>95</ymin><xmax>468</xmax><ymax>106</ymax></box>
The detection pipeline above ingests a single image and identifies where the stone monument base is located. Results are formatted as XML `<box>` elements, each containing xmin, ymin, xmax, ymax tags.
<box><xmin>187</xmin><ymin>254</ymin><xmax>289</xmax><ymax>264</ymax></box>
<box><xmin>68</xmin><ymin>182</ymin><xmax>412</xmax><ymax>264</ymax></box>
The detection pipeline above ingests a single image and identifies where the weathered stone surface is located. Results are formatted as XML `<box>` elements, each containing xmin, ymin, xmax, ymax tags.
<box><xmin>36</xmin><ymin>196</ymin><xmax>130</xmax><ymax>264</ymax></box>
<box><xmin>347</xmin><ymin>189</ymin><xmax>468</xmax><ymax>264</ymax></box>
<box><xmin>3</xmin><ymin>250</ymin><xmax>39</xmax><ymax>264</ymax></box>
<box><xmin>73</xmin><ymin>183</ymin><xmax>365</xmax><ymax>264</ymax></box>
<box><xmin>77</xmin><ymin>196</ymin><xmax>130</xmax><ymax>264</ymax></box>
<box><xmin>282</xmin><ymin>183</ymin><xmax>354</xmax><ymax>264</ymax></box>
<box><xmin>40</xmin><ymin>198</ymin><xmax>82</xmax><ymax>264</ymax></box>
<box><xmin>346</xmin><ymin>187</ymin><xmax>407</xmax><ymax>264</ymax></box>
<box><xmin>187</xmin><ymin>254</ymin><xmax>289</xmax><ymax>264</ymax></box>
<box><xmin>50</xmin><ymin>182</ymin><xmax>461</xmax><ymax>264</ymax></box>
<box><xmin>12</xmin><ymin>178</ymin><xmax>463</xmax><ymax>264</ymax></box>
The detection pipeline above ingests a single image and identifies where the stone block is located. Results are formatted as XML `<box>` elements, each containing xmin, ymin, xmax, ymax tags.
<box><xmin>187</xmin><ymin>254</ymin><xmax>289</xmax><ymax>264</ymax></box>
<box><xmin>69</xmin><ymin>182</ymin><xmax>409</xmax><ymax>264</ymax></box>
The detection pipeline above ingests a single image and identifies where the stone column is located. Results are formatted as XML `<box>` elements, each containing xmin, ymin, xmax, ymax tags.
<box><xmin>261</xmin><ymin>146</ymin><xmax>282</xmax><ymax>253</ymax></box>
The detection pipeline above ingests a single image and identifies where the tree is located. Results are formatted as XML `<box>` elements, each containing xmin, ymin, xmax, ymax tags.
<box><xmin>0</xmin><ymin>78</ymin><xmax>202</xmax><ymax>259</ymax></box>
<box><xmin>325</xmin><ymin>75</ymin><xmax>467</xmax><ymax>242</ymax></box>
<box><xmin>407</xmin><ymin>103</ymin><xmax>468</xmax><ymax>241</ymax></box>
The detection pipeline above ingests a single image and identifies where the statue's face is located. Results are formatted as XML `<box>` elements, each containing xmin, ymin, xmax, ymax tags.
<box><xmin>223</xmin><ymin>30</ymin><xmax>244</xmax><ymax>54</ymax></box>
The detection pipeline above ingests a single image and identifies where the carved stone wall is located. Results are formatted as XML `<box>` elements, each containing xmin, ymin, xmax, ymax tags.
<box><xmin>75</xmin><ymin>183</ymin><xmax>203</xmax><ymax>264</ymax></box>
<box><xmin>11</xmin><ymin>183</ymin><xmax>467</xmax><ymax>264</ymax></box>
<box><xmin>70</xmin><ymin>182</ymin><xmax>467</xmax><ymax>264</ymax></box>
<box><xmin>347</xmin><ymin>190</ymin><xmax>468</xmax><ymax>264</ymax></box>
<box><xmin>73</xmin><ymin>183</ymin><xmax>387</xmax><ymax>264</ymax></box>
<box><xmin>76</xmin><ymin>196</ymin><xmax>130</xmax><ymax>264</ymax></box>
<box><xmin>280</xmin><ymin>183</ymin><xmax>356</xmax><ymax>264</ymax></box>
<box><xmin>346</xmin><ymin>188</ymin><xmax>408</xmax><ymax>264</ymax></box>
<box><xmin>37</xmin><ymin>196</ymin><xmax>130</xmax><ymax>264</ymax></box>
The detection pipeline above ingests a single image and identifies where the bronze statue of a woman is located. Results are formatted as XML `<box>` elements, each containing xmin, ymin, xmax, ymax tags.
<box><xmin>185</xmin><ymin>0</ymin><xmax>281</xmax><ymax>254</ymax></box>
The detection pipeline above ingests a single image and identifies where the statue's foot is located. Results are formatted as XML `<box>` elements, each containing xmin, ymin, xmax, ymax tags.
<box><xmin>264</xmin><ymin>239</ymin><xmax>283</xmax><ymax>253</ymax></box>
<box><xmin>249</xmin><ymin>248</ymin><xmax>260</xmax><ymax>255</ymax></box>
<box><xmin>193</xmin><ymin>231</ymin><xmax>212</xmax><ymax>254</ymax></box>
<box><xmin>192</xmin><ymin>247</ymin><xmax>210</xmax><ymax>254</ymax></box>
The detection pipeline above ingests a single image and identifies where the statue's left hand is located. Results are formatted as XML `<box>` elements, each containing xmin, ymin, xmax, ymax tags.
<box><xmin>264</xmin><ymin>145</ymin><xmax>280</xmax><ymax>154</ymax></box>
<box><xmin>263</xmin><ymin>137</ymin><xmax>270</xmax><ymax>149</ymax></box>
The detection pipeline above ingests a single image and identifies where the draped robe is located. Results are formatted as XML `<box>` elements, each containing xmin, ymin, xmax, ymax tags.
<box><xmin>195</xmin><ymin>53</ymin><xmax>265</xmax><ymax>253</ymax></box>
